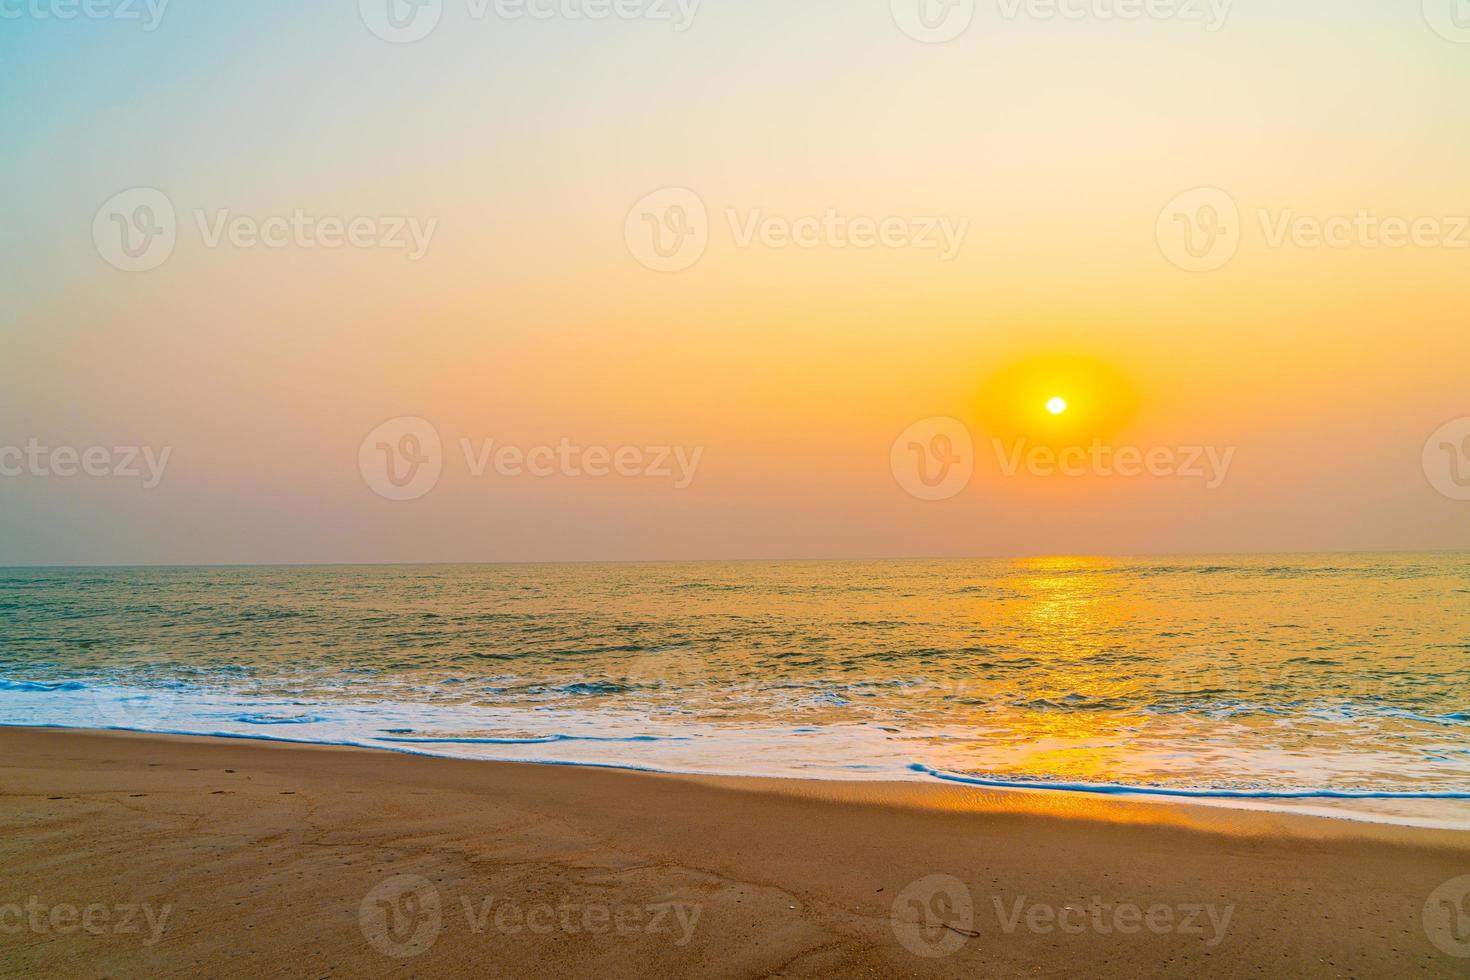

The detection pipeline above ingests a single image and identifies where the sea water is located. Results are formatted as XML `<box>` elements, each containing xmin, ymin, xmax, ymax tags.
<box><xmin>2</xmin><ymin>554</ymin><xmax>1467</xmax><ymax>825</ymax></box>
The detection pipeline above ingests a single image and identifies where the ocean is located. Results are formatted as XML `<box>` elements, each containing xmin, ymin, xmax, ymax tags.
<box><xmin>2</xmin><ymin>554</ymin><xmax>1468</xmax><ymax>825</ymax></box>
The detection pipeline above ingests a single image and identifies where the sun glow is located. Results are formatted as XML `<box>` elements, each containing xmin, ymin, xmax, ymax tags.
<box><xmin>975</xmin><ymin>355</ymin><xmax>1139</xmax><ymax>451</ymax></box>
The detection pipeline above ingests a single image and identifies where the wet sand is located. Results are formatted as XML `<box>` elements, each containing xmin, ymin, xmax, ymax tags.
<box><xmin>3</xmin><ymin>728</ymin><xmax>1468</xmax><ymax>977</ymax></box>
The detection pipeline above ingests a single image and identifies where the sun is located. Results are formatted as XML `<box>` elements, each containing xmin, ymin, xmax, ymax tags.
<box><xmin>976</xmin><ymin>354</ymin><xmax>1137</xmax><ymax>448</ymax></box>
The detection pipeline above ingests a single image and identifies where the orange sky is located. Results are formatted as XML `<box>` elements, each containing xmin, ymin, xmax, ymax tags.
<box><xmin>2</xmin><ymin>1</ymin><xmax>1468</xmax><ymax>563</ymax></box>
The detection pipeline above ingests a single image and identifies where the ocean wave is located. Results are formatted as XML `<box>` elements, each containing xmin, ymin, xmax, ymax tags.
<box><xmin>556</xmin><ymin>681</ymin><xmax>631</xmax><ymax>696</ymax></box>
<box><xmin>0</xmin><ymin>679</ymin><xmax>86</xmax><ymax>692</ymax></box>
<box><xmin>908</xmin><ymin>764</ymin><xmax>1470</xmax><ymax>800</ymax></box>
<box><xmin>376</xmin><ymin>733</ymin><xmax>684</xmax><ymax>745</ymax></box>
<box><xmin>794</xmin><ymin>692</ymin><xmax>850</xmax><ymax>707</ymax></box>
<box><xmin>234</xmin><ymin>713</ymin><xmax>327</xmax><ymax>725</ymax></box>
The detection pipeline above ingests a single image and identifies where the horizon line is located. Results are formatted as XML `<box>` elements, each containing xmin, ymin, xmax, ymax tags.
<box><xmin>2</xmin><ymin>547</ymin><xmax>1466</xmax><ymax>571</ymax></box>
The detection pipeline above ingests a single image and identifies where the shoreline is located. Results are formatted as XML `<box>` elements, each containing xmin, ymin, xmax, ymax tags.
<box><xmin>7</xmin><ymin>719</ymin><xmax>1470</xmax><ymax>832</ymax></box>
<box><xmin>5</xmin><ymin>727</ymin><xmax>1470</xmax><ymax>976</ymax></box>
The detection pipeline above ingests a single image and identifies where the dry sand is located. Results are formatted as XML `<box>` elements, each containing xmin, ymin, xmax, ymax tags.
<box><xmin>3</xmin><ymin>728</ymin><xmax>1469</xmax><ymax>977</ymax></box>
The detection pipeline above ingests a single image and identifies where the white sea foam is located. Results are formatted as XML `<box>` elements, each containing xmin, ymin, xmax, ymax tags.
<box><xmin>4</xmin><ymin>680</ymin><xmax>1470</xmax><ymax>829</ymax></box>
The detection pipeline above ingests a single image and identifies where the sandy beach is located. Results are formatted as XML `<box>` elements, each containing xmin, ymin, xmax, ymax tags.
<box><xmin>2</xmin><ymin>728</ymin><xmax>1468</xmax><ymax>977</ymax></box>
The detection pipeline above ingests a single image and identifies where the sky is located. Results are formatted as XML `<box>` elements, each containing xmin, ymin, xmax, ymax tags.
<box><xmin>1</xmin><ymin>0</ymin><xmax>1468</xmax><ymax>564</ymax></box>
